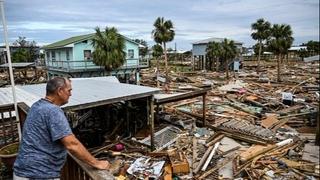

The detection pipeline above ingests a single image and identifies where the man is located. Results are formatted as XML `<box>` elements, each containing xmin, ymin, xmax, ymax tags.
<box><xmin>13</xmin><ymin>77</ymin><xmax>110</xmax><ymax>179</ymax></box>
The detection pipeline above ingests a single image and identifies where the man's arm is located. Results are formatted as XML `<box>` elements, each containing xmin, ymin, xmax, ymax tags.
<box><xmin>60</xmin><ymin>134</ymin><xmax>110</xmax><ymax>170</ymax></box>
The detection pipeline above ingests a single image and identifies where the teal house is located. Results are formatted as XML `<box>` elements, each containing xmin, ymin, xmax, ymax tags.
<box><xmin>43</xmin><ymin>33</ymin><xmax>148</xmax><ymax>82</ymax></box>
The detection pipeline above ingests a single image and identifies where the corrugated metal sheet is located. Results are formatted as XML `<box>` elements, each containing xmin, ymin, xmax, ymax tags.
<box><xmin>0</xmin><ymin>76</ymin><xmax>159</xmax><ymax>110</ymax></box>
<box><xmin>0</xmin><ymin>63</ymin><xmax>34</xmax><ymax>68</ymax></box>
<box><xmin>192</xmin><ymin>37</ymin><xmax>242</xmax><ymax>45</ymax></box>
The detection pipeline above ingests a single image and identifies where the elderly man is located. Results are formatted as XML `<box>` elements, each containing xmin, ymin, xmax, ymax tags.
<box><xmin>13</xmin><ymin>77</ymin><xmax>110</xmax><ymax>179</ymax></box>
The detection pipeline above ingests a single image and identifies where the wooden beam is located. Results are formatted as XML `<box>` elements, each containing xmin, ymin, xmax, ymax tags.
<box><xmin>149</xmin><ymin>96</ymin><xmax>155</xmax><ymax>151</ymax></box>
<box><xmin>202</xmin><ymin>93</ymin><xmax>207</xmax><ymax>126</ymax></box>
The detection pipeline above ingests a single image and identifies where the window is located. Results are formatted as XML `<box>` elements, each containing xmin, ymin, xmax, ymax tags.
<box><xmin>58</xmin><ymin>52</ymin><xmax>61</xmax><ymax>61</ymax></box>
<box><xmin>51</xmin><ymin>51</ymin><xmax>56</xmax><ymax>61</ymax></box>
<box><xmin>128</xmin><ymin>49</ymin><xmax>134</xmax><ymax>58</ymax></box>
<box><xmin>66</xmin><ymin>50</ymin><xmax>70</xmax><ymax>60</ymax></box>
<box><xmin>84</xmin><ymin>50</ymin><xmax>92</xmax><ymax>60</ymax></box>
<box><xmin>46</xmin><ymin>52</ymin><xmax>50</xmax><ymax>60</ymax></box>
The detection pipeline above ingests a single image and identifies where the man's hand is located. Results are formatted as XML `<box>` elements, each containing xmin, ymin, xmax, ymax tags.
<box><xmin>94</xmin><ymin>160</ymin><xmax>110</xmax><ymax>170</ymax></box>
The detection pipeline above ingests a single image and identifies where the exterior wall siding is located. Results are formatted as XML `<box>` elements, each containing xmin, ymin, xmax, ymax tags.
<box><xmin>192</xmin><ymin>44</ymin><xmax>207</xmax><ymax>56</ymax></box>
<box><xmin>72</xmin><ymin>40</ymin><xmax>98</xmax><ymax>69</ymax></box>
<box><xmin>124</xmin><ymin>41</ymin><xmax>139</xmax><ymax>67</ymax></box>
<box><xmin>45</xmin><ymin>37</ymin><xmax>143</xmax><ymax>76</ymax></box>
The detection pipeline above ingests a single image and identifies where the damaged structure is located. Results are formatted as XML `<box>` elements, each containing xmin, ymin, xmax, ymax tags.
<box><xmin>0</xmin><ymin>59</ymin><xmax>319</xmax><ymax>179</ymax></box>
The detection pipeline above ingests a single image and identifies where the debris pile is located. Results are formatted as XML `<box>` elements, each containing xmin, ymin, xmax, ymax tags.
<box><xmin>88</xmin><ymin>61</ymin><xmax>319</xmax><ymax>179</ymax></box>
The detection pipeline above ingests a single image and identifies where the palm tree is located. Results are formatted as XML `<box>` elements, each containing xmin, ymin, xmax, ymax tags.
<box><xmin>206</xmin><ymin>41</ymin><xmax>222</xmax><ymax>71</ymax></box>
<box><xmin>251</xmin><ymin>18</ymin><xmax>271</xmax><ymax>71</ymax></box>
<box><xmin>152</xmin><ymin>44</ymin><xmax>163</xmax><ymax>87</ymax></box>
<box><xmin>220</xmin><ymin>39</ymin><xmax>237</xmax><ymax>79</ymax></box>
<box><xmin>92</xmin><ymin>27</ymin><xmax>126</xmax><ymax>74</ymax></box>
<box><xmin>152</xmin><ymin>17</ymin><xmax>175</xmax><ymax>82</ymax></box>
<box><xmin>268</xmin><ymin>24</ymin><xmax>294</xmax><ymax>82</ymax></box>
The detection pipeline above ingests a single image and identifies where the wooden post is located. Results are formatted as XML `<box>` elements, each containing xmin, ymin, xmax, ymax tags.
<box><xmin>148</xmin><ymin>96</ymin><xmax>155</xmax><ymax>150</ymax></box>
<box><xmin>316</xmin><ymin>106</ymin><xmax>319</xmax><ymax>146</ymax></box>
<box><xmin>202</xmin><ymin>93</ymin><xmax>206</xmax><ymax>126</ymax></box>
<box><xmin>156</xmin><ymin>104</ymin><xmax>160</xmax><ymax>124</ymax></box>
<box><xmin>126</xmin><ymin>101</ymin><xmax>130</xmax><ymax>136</ymax></box>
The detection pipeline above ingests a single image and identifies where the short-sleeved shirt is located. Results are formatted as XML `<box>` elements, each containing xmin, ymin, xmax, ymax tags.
<box><xmin>14</xmin><ymin>99</ymin><xmax>72</xmax><ymax>179</ymax></box>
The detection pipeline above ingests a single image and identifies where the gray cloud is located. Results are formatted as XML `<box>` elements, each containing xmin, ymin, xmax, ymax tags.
<box><xmin>1</xmin><ymin>0</ymin><xmax>319</xmax><ymax>50</ymax></box>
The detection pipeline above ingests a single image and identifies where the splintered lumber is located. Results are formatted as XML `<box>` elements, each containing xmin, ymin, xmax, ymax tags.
<box><xmin>261</xmin><ymin>114</ymin><xmax>279</xmax><ymax>129</ymax></box>
<box><xmin>206</xmin><ymin>134</ymin><xmax>225</xmax><ymax>147</ymax></box>
<box><xmin>194</xmin><ymin>145</ymin><xmax>214</xmax><ymax>174</ymax></box>
<box><xmin>198</xmin><ymin>153</ymin><xmax>238</xmax><ymax>180</ymax></box>
<box><xmin>164</xmin><ymin>163</ymin><xmax>173</xmax><ymax>180</ymax></box>
<box><xmin>240</xmin><ymin>138</ymin><xmax>293</xmax><ymax>162</ymax></box>
<box><xmin>202</xmin><ymin>142</ymin><xmax>220</xmax><ymax>171</ymax></box>
<box><xmin>168</xmin><ymin>150</ymin><xmax>190</xmax><ymax>173</ymax></box>
<box><xmin>192</xmin><ymin>137</ymin><xmax>198</xmax><ymax>170</ymax></box>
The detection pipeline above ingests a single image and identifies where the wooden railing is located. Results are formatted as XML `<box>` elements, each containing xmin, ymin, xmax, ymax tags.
<box><xmin>0</xmin><ymin>103</ymin><xmax>113</xmax><ymax>179</ymax></box>
<box><xmin>61</xmin><ymin>154</ymin><xmax>113</xmax><ymax>180</ymax></box>
<box><xmin>61</xmin><ymin>155</ymin><xmax>94</xmax><ymax>180</ymax></box>
<box><xmin>0</xmin><ymin>103</ymin><xmax>29</xmax><ymax>148</ymax></box>
<box><xmin>46</xmin><ymin>58</ymin><xmax>149</xmax><ymax>72</ymax></box>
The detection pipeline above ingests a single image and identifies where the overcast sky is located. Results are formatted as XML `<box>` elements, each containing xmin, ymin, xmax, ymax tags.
<box><xmin>1</xmin><ymin>0</ymin><xmax>319</xmax><ymax>50</ymax></box>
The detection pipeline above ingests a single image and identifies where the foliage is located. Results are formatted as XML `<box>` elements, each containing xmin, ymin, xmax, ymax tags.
<box><xmin>297</xmin><ymin>49</ymin><xmax>309</xmax><ymax>59</ymax></box>
<box><xmin>251</xmin><ymin>18</ymin><xmax>271</xmax><ymax>69</ymax></box>
<box><xmin>11</xmin><ymin>36</ymin><xmax>38</xmax><ymax>63</ymax></box>
<box><xmin>206</xmin><ymin>41</ymin><xmax>222</xmax><ymax>70</ymax></box>
<box><xmin>305</xmin><ymin>41</ymin><xmax>320</xmax><ymax>56</ymax></box>
<box><xmin>12</xmin><ymin>49</ymin><xmax>29</xmax><ymax>63</ymax></box>
<box><xmin>92</xmin><ymin>27</ymin><xmax>126</xmax><ymax>71</ymax></box>
<box><xmin>152</xmin><ymin>43</ymin><xmax>163</xmax><ymax>87</ymax></box>
<box><xmin>221</xmin><ymin>39</ymin><xmax>237</xmax><ymax>79</ymax></box>
<box><xmin>152</xmin><ymin>44</ymin><xmax>163</xmax><ymax>58</ymax></box>
<box><xmin>152</xmin><ymin>17</ymin><xmax>175</xmax><ymax>79</ymax></box>
<box><xmin>134</xmin><ymin>39</ymin><xmax>148</xmax><ymax>57</ymax></box>
<box><xmin>268</xmin><ymin>24</ymin><xmax>294</xmax><ymax>55</ymax></box>
<box><xmin>267</xmin><ymin>23</ymin><xmax>294</xmax><ymax>82</ymax></box>
<box><xmin>205</xmin><ymin>39</ymin><xmax>237</xmax><ymax>77</ymax></box>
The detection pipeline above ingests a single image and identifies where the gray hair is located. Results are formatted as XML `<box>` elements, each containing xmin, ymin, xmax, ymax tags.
<box><xmin>46</xmin><ymin>77</ymin><xmax>70</xmax><ymax>95</ymax></box>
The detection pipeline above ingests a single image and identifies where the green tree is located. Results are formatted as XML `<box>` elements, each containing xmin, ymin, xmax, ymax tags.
<box><xmin>134</xmin><ymin>39</ymin><xmax>148</xmax><ymax>57</ymax></box>
<box><xmin>152</xmin><ymin>17</ymin><xmax>175</xmax><ymax>82</ymax></box>
<box><xmin>91</xmin><ymin>27</ymin><xmax>126</xmax><ymax>73</ymax></box>
<box><xmin>12</xmin><ymin>49</ymin><xmax>28</xmax><ymax>63</ymax></box>
<box><xmin>220</xmin><ymin>39</ymin><xmax>237</xmax><ymax>79</ymax></box>
<box><xmin>152</xmin><ymin>44</ymin><xmax>163</xmax><ymax>87</ymax></box>
<box><xmin>297</xmin><ymin>48</ymin><xmax>308</xmax><ymax>61</ymax></box>
<box><xmin>206</xmin><ymin>41</ymin><xmax>222</xmax><ymax>71</ymax></box>
<box><xmin>251</xmin><ymin>18</ymin><xmax>271</xmax><ymax>71</ymax></box>
<box><xmin>305</xmin><ymin>40</ymin><xmax>320</xmax><ymax>56</ymax></box>
<box><xmin>12</xmin><ymin>36</ymin><xmax>38</xmax><ymax>63</ymax></box>
<box><xmin>268</xmin><ymin>24</ymin><xmax>294</xmax><ymax>82</ymax></box>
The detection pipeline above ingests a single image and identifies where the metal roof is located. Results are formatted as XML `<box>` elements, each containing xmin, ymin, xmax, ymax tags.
<box><xmin>304</xmin><ymin>55</ymin><xmax>319</xmax><ymax>62</ymax></box>
<box><xmin>288</xmin><ymin>46</ymin><xmax>307</xmax><ymax>51</ymax></box>
<box><xmin>43</xmin><ymin>33</ymin><xmax>140</xmax><ymax>49</ymax></box>
<box><xmin>0</xmin><ymin>63</ymin><xmax>35</xmax><ymax>68</ymax></box>
<box><xmin>192</xmin><ymin>37</ymin><xmax>242</xmax><ymax>45</ymax></box>
<box><xmin>0</xmin><ymin>76</ymin><xmax>159</xmax><ymax>111</ymax></box>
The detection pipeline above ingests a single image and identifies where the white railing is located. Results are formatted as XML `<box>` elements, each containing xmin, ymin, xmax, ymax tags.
<box><xmin>46</xmin><ymin>58</ymin><xmax>149</xmax><ymax>71</ymax></box>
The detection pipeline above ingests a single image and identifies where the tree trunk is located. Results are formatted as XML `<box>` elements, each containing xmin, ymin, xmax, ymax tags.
<box><xmin>257</xmin><ymin>41</ymin><xmax>262</xmax><ymax>72</ymax></box>
<box><xmin>163</xmin><ymin>43</ymin><xmax>168</xmax><ymax>82</ymax></box>
<box><xmin>277</xmin><ymin>54</ymin><xmax>281</xmax><ymax>82</ymax></box>
<box><xmin>225</xmin><ymin>58</ymin><xmax>229</xmax><ymax>79</ymax></box>
<box><xmin>156</xmin><ymin>57</ymin><xmax>160</xmax><ymax>88</ymax></box>
<box><xmin>216</xmin><ymin>58</ymin><xmax>219</xmax><ymax>72</ymax></box>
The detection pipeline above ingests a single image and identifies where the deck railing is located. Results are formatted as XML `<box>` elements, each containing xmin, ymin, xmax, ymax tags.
<box><xmin>0</xmin><ymin>103</ymin><xmax>29</xmax><ymax>148</ymax></box>
<box><xmin>61</xmin><ymin>153</ymin><xmax>114</xmax><ymax>179</ymax></box>
<box><xmin>0</xmin><ymin>103</ymin><xmax>112</xmax><ymax>179</ymax></box>
<box><xmin>46</xmin><ymin>58</ymin><xmax>149</xmax><ymax>72</ymax></box>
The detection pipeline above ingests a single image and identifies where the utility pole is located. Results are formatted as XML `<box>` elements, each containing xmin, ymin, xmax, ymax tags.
<box><xmin>0</xmin><ymin>0</ymin><xmax>21</xmax><ymax>140</ymax></box>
